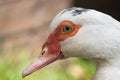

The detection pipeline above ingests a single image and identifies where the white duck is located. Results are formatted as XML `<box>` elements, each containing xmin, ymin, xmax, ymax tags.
<box><xmin>22</xmin><ymin>7</ymin><xmax>120</xmax><ymax>80</ymax></box>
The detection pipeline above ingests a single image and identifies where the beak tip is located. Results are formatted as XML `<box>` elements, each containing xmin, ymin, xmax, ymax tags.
<box><xmin>22</xmin><ymin>72</ymin><xmax>25</xmax><ymax>78</ymax></box>
<box><xmin>22</xmin><ymin>69</ymin><xmax>31</xmax><ymax>78</ymax></box>
<box><xmin>22</xmin><ymin>71</ymin><xmax>27</xmax><ymax>78</ymax></box>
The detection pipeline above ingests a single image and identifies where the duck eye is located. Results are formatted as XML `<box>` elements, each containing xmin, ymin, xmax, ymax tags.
<box><xmin>63</xmin><ymin>25</ymin><xmax>73</xmax><ymax>33</ymax></box>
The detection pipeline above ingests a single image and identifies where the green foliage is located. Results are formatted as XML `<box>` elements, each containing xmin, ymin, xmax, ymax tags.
<box><xmin>0</xmin><ymin>47</ymin><xmax>96</xmax><ymax>80</ymax></box>
<box><xmin>74</xmin><ymin>58</ymin><xmax>96</xmax><ymax>80</ymax></box>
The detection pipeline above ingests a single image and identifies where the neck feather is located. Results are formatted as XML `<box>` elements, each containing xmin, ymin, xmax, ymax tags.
<box><xmin>93</xmin><ymin>58</ymin><xmax>120</xmax><ymax>80</ymax></box>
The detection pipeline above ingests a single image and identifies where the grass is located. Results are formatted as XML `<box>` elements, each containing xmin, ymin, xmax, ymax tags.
<box><xmin>0</xmin><ymin>46</ymin><xmax>96</xmax><ymax>80</ymax></box>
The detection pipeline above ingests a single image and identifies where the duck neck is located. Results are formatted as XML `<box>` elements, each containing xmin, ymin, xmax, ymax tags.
<box><xmin>93</xmin><ymin>58</ymin><xmax>120</xmax><ymax>80</ymax></box>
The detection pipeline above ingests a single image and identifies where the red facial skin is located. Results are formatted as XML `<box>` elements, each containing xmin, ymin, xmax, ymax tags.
<box><xmin>22</xmin><ymin>21</ymin><xmax>80</xmax><ymax>78</ymax></box>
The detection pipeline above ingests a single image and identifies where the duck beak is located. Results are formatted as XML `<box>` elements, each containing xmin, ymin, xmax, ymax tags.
<box><xmin>22</xmin><ymin>41</ymin><xmax>64</xmax><ymax>78</ymax></box>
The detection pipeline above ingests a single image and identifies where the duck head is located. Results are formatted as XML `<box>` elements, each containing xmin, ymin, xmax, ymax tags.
<box><xmin>22</xmin><ymin>7</ymin><xmax>120</xmax><ymax>77</ymax></box>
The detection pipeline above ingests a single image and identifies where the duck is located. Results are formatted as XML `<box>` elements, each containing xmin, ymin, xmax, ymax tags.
<box><xmin>22</xmin><ymin>7</ymin><xmax>120</xmax><ymax>80</ymax></box>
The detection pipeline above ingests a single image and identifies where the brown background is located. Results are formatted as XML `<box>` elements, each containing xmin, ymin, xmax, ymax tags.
<box><xmin>0</xmin><ymin>0</ymin><xmax>119</xmax><ymax>54</ymax></box>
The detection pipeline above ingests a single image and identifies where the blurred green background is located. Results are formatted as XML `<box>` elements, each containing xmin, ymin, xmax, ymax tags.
<box><xmin>0</xmin><ymin>0</ymin><xmax>119</xmax><ymax>80</ymax></box>
<box><xmin>0</xmin><ymin>46</ymin><xmax>96</xmax><ymax>80</ymax></box>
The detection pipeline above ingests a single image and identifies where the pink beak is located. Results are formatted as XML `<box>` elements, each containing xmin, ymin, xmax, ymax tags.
<box><xmin>22</xmin><ymin>39</ymin><xmax>64</xmax><ymax>78</ymax></box>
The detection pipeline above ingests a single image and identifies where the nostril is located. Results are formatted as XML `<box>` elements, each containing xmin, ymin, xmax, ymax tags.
<box><xmin>41</xmin><ymin>46</ymin><xmax>48</xmax><ymax>55</ymax></box>
<box><xmin>41</xmin><ymin>51</ymin><xmax>45</xmax><ymax>55</ymax></box>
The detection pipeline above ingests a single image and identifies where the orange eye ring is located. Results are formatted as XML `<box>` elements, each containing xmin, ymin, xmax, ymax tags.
<box><xmin>55</xmin><ymin>21</ymin><xmax>80</xmax><ymax>41</ymax></box>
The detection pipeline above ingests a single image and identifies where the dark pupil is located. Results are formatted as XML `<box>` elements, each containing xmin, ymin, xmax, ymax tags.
<box><xmin>63</xmin><ymin>26</ymin><xmax>72</xmax><ymax>32</ymax></box>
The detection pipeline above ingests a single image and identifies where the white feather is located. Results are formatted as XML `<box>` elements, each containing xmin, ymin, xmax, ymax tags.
<box><xmin>49</xmin><ymin>7</ymin><xmax>120</xmax><ymax>80</ymax></box>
